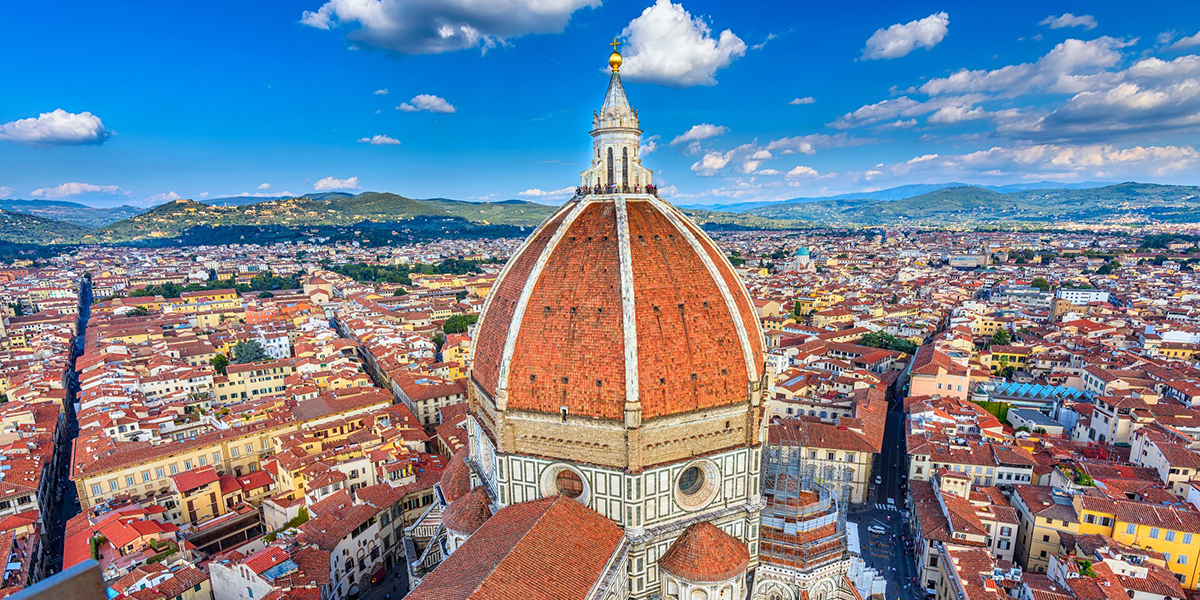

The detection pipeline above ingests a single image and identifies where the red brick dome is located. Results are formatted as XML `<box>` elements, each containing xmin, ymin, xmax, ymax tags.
<box><xmin>660</xmin><ymin>521</ymin><xmax>751</xmax><ymax>582</ymax></box>
<box><xmin>470</xmin><ymin>195</ymin><xmax>764</xmax><ymax>422</ymax></box>
<box><xmin>439</xmin><ymin>448</ymin><xmax>471</xmax><ymax>504</ymax></box>
<box><xmin>443</xmin><ymin>485</ymin><xmax>492</xmax><ymax>536</ymax></box>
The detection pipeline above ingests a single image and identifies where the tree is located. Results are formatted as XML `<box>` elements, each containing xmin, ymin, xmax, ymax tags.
<box><xmin>1030</xmin><ymin>277</ymin><xmax>1051</xmax><ymax>292</ymax></box>
<box><xmin>258</xmin><ymin>291</ymin><xmax>274</xmax><ymax>298</ymax></box>
<box><xmin>455</xmin><ymin>290</ymin><xmax>468</xmax><ymax>302</ymax></box>
<box><xmin>991</xmin><ymin>329</ymin><xmax>1011</xmax><ymax>346</ymax></box>
<box><xmin>232</xmin><ymin>340</ymin><xmax>270</xmax><ymax>364</ymax></box>
<box><xmin>128</xmin><ymin>306</ymin><xmax>150</xmax><ymax>317</ymax></box>
<box><xmin>432</xmin><ymin>332</ymin><xmax>446</xmax><ymax>350</ymax></box>
<box><xmin>1096</xmin><ymin>261</ymin><xmax>1120</xmax><ymax>275</ymax></box>
<box><xmin>393</xmin><ymin>288</ymin><xmax>408</xmax><ymax>297</ymax></box>
<box><xmin>212</xmin><ymin>354</ymin><xmax>229</xmax><ymax>376</ymax></box>
<box><xmin>444</xmin><ymin>314</ymin><xmax>479</xmax><ymax>335</ymax></box>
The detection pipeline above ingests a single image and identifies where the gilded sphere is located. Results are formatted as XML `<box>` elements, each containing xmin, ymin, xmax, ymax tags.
<box><xmin>608</xmin><ymin>51</ymin><xmax>623</xmax><ymax>71</ymax></box>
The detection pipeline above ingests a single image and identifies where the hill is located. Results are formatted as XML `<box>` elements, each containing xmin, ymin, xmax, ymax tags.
<box><xmin>0</xmin><ymin>209</ymin><xmax>92</xmax><ymax>244</ymax></box>
<box><xmin>746</xmin><ymin>183</ymin><xmax>1200</xmax><ymax>226</ymax></box>
<box><xmin>687</xmin><ymin>181</ymin><xmax>1115</xmax><ymax>212</ymax></box>
<box><xmin>202</xmin><ymin>191</ymin><xmax>354</xmax><ymax>207</ymax></box>
<box><xmin>88</xmin><ymin>194</ymin><xmax>455</xmax><ymax>243</ymax></box>
<box><xmin>0</xmin><ymin>199</ymin><xmax>144</xmax><ymax>227</ymax></box>
<box><xmin>420</xmin><ymin>198</ymin><xmax>558</xmax><ymax>227</ymax></box>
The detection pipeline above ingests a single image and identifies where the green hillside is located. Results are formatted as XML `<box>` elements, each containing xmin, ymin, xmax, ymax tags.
<box><xmin>0</xmin><ymin>199</ymin><xmax>143</xmax><ymax>227</ymax></box>
<box><xmin>421</xmin><ymin>198</ymin><xmax>559</xmax><ymax>227</ymax></box>
<box><xmin>746</xmin><ymin>183</ymin><xmax>1200</xmax><ymax>225</ymax></box>
<box><xmin>0</xmin><ymin>209</ymin><xmax>92</xmax><ymax>244</ymax></box>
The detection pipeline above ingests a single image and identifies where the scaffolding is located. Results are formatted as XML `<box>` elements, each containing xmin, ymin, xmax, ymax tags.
<box><xmin>759</xmin><ymin>437</ymin><xmax>854</xmax><ymax>573</ymax></box>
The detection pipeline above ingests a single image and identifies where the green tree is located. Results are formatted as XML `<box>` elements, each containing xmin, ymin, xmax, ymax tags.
<box><xmin>393</xmin><ymin>288</ymin><xmax>408</xmax><ymax>297</ymax></box>
<box><xmin>211</xmin><ymin>354</ymin><xmax>229</xmax><ymax>375</ymax></box>
<box><xmin>128</xmin><ymin>306</ymin><xmax>150</xmax><ymax>317</ymax></box>
<box><xmin>258</xmin><ymin>291</ymin><xmax>274</xmax><ymax>298</ymax></box>
<box><xmin>991</xmin><ymin>329</ymin><xmax>1012</xmax><ymax>346</ymax></box>
<box><xmin>443</xmin><ymin>314</ymin><xmax>479</xmax><ymax>335</ymax></box>
<box><xmin>1029</xmin><ymin>277</ymin><xmax>1051</xmax><ymax>292</ymax></box>
<box><xmin>455</xmin><ymin>290</ymin><xmax>468</xmax><ymax>302</ymax></box>
<box><xmin>232</xmin><ymin>340</ymin><xmax>270</xmax><ymax>364</ymax></box>
<box><xmin>432</xmin><ymin>332</ymin><xmax>446</xmax><ymax>350</ymax></box>
<box><xmin>1096</xmin><ymin>261</ymin><xmax>1120</xmax><ymax>275</ymax></box>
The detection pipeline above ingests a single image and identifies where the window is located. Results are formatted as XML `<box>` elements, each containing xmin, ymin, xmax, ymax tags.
<box><xmin>231</xmin><ymin>447</ymin><xmax>239</xmax><ymax>458</ymax></box>
<box><xmin>1151</xmin><ymin>528</ymin><xmax>1160</xmax><ymax>539</ymax></box>
<box><xmin>246</xmin><ymin>444</ymin><xmax>253</xmax><ymax>454</ymax></box>
<box><xmin>199</xmin><ymin>456</ymin><xmax>207</xmax><ymax>466</ymax></box>
<box><xmin>847</xmin><ymin>454</ymin><xmax>856</xmax><ymax>463</ymax></box>
<box><xmin>1127</xmin><ymin>524</ymin><xmax>1136</xmax><ymax>535</ymax></box>
<box><xmin>827</xmin><ymin>452</ymin><xmax>836</xmax><ymax>461</ymax></box>
<box><xmin>1180</xmin><ymin>555</ymin><xmax>1189</xmax><ymax>565</ymax></box>
<box><xmin>1001</xmin><ymin>527</ymin><xmax>1012</xmax><ymax>536</ymax></box>
<box><xmin>142</xmin><ymin>472</ymin><xmax>151</xmax><ymax>483</ymax></box>
<box><xmin>679</xmin><ymin>466</ymin><xmax>705</xmax><ymax>497</ymax></box>
<box><xmin>184</xmin><ymin>461</ymin><xmax>192</xmax><ymax>470</ymax></box>
<box><xmin>1186</xmin><ymin>533</ymin><xmax>1194</xmax><ymax>544</ymax></box>
<box><xmin>156</xmin><ymin>468</ymin><xmax>165</xmax><ymax>478</ymax></box>
<box><xmin>170</xmin><ymin>464</ymin><xmax>179</xmax><ymax>475</ymax></box>
<box><xmin>1167</xmin><ymin>531</ymin><xmax>1176</xmax><ymax>542</ymax></box>
<box><xmin>555</xmin><ymin>470</ymin><xmax>584</xmax><ymax>499</ymax></box>
<box><xmin>126</xmin><ymin>476</ymin><xmax>135</xmax><ymax>487</ymax></box>
<box><xmin>91</xmin><ymin>484</ymin><xmax>101</xmax><ymax>496</ymax></box>
<box><xmin>109</xmin><ymin>480</ymin><xmax>119</xmax><ymax>491</ymax></box>
<box><xmin>214</xmin><ymin>452</ymin><xmax>221</xmax><ymax>464</ymax></box>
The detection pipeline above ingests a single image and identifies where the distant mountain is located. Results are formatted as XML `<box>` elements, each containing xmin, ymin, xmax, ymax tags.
<box><xmin>0</xmin><ymin>199</ymin><xmax>144</xmax><ymax>227</ymax></box>
<box><xmin>686</xmin><ymin>181</ymin><xmax>1116</xmax><ymax>212</ymax></box>
<box><xmin>0</xmin><ymin>209</ymin><xmax>92</xmax><ymax>244</ymax></box>
<box><xmin>747</xmin><ymin>183</ymin><xmax>1200</xmax><ymax>225</ymax></box>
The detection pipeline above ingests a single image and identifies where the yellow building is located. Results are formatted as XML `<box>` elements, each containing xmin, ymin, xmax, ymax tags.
<box><xmin>1075</xmin><ymin>495</ymin><xmax>1200</xmax><ymax>588</ymax></box>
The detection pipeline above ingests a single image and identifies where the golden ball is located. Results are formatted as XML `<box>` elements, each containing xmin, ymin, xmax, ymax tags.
<box><xmin>608</xmin><ymin>51</ymin><xmax>623</xmax><ymax>71</ymax></box>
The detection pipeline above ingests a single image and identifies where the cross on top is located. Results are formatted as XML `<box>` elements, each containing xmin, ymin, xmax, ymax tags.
<box><xmin>609</xmin><ymin>38</ymin><xmax>621</xmax><ymax>52</ymax></box>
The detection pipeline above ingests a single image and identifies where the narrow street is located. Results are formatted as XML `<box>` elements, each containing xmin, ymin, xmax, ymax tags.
<box><xmin>46</xmin><ymin>278</ymin><xmax>89</xmax><ymax>574</ymax></box>
<box><xmin>850</xmin><ymin>389</ymin><xmax>922</xmax><ymax>600</ymax></box>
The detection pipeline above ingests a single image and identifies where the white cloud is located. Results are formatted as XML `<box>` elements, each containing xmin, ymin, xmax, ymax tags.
<box><xmin>231</xmin><ymin>191</ymin><xmax>295</xmax><ymax>198</ymax></box>
<box><xmin>518</xmin><ymin>186</ymin><xmax>574</xmax><ymax>199</ymax></box>
<box><xmin>1170</xmin><ymin>31</ymin><xmax>1200</xmax><ymax>51</ymax></box>
<box><xmin>789</xmin><ymin>97</ymin><xmax>815</xmax><ymax>105</ymax></box>
<box><xmin>670</xmin><ymin>123</ymin><xmax>728</xmax><ymax>146</ymax></box>
<box><xmin>198</xmin><ymin>192</ymin><xmax>210</xmax><ymax>198</ymax></box>
<box><xmin>862</xmin><ymin>12</ymin><xmax>949</xmax><ymax>60</ymax></box>
<box><xmin>750</xmin><ymin>150</ymin><xmax>772</xmax><ymax>160</ymax></box>
<box><xmin>300</xmin><ymin>0</ymin><xmax>599</xmax><ymax>55</ymax></box>
<box><xmin>0</xmin><ymin>109</ymin><xmax>111</xmax><ymax>146</ymax></box>
<box><xmin>757</xmin><ymin>169</ymin><xmax>781</xmax><ymax>175</ymax></box>
<box><xmin>640</xmin><ymin>135</ymin><xmax>660</xmax><ymax>156</ymax></box>
<box><xmin>690</xmin><ymin>150</ymin><xmax>732</xmax><ymax>176</ymax></box>
<box><xmin>358</xmin><ymin>134</ymin><xmax>402</xmax><ymax>145</ymax></box>
<box><xmin>145</xmin><ymin>191</ymin><xmax>182</xmax><ymax>203</ymax></box>
<box><xmin>764</xmin><ymin>133</ymin><xmax>863</xmax><ymax>155</ymax></box>
<box><xmin>1040</xmin><ymin>14</ymin><xmax>1097</xmax><ymax>31</ymax></box>
<box><xmin>314</xmin><ymin>176</ymin><xmax>360</xmax><ymax>190</ymax></box>
<box><xmin>31</xmin><ymin>182</ymin><xmax>129</xmax><ymax>199</ymax></box>
<box><xmin>618</xmin><ymin>0</ymin><xmax>746</xmax><ymax>87</ymax></box>
<box><xmin>0</xmin><ymin>186</ymin><xmax>14</xmax><ymax>198</ymax></box>
<box><xmin>926</xmin><ymin>103</ymin><xmax>989</xmax><ymax>124</ymax></box>
<box><xmin>918</xmin><ymin>37</ymin><xmax>1131</xmax><ymax>97</ymax></box>
<box><xmin>257</xmin><ymin>183</ymin><xmax>271</xmax><ymax>190</ymax></box>
<box><xmin>786</xmin><ymin>166</ymin><xmax>819</xmax><ymax>178</ymax></box>
<box><xmin>397</xmin><ymin>94</ymin><xmax>456</xmax><ymax>113</ymax></box>
<box><xmin>373</xmin><ymin>88</ymin><xmax>389</xmax><ymax>95</ymax></box>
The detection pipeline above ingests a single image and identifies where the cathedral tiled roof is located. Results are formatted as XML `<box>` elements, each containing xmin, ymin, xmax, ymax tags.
<box><xmin>406</xmin><ymin>495</ymin><xmax>623</xmax><ymax>600</ymax></box>
<box><xmin>440</xmin><ymin>447</ymin><xmax>471</xmax><ymax>504</ymax></box>
<box><xmin>659</xmin><ymin>521</ymin><xmax>751</xmax><ymax>583</ymax></box>
<box><xmin>443</xmin><ymin>485</ymin><xmax>492</xmax><ymax>536</ymax></box>
<box><xmin>470</xmin><ymin>195</ymin><xmax>765</xmax><ymax>421</ymax></box>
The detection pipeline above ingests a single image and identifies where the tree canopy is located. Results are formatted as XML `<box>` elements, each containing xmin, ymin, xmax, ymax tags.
<box><xmin>232</xmin><ymin>340</ymin><xmax>270</xmax><ymax>364</ymax></box>
<box><xmin>443</xmin><ymin>314</ymin><xmax>479</xmax><ymax>335</ymax></box>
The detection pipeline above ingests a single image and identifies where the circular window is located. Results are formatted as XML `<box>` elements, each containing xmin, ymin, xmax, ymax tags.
<box><xmin>555</xmin><ymin>469</ymin><xmax>584</xmax><ymax>498</ymax></box>
<box><xmin>674</xmin><ymin>460</ymin><xmax>720</xmax><ymax>511</ymax></box>
<box><xmin>679</xmin><ymin>466</ymin><xmax>705</xmax><ymax>496</ymax></box>
<box><xmin>540</xmin><ymin>464</ymin><xmax>589</xmax><ymax>504</ymax></box>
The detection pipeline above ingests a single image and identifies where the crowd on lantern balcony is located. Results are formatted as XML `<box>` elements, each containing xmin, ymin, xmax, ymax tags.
<box><xmin>576</xmin><ymin>183</ymin><xmax>659</xmax><ymax>197</ymax></box>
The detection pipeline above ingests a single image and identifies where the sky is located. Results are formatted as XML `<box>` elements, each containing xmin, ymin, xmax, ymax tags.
<box><xmin>2</xmin><ymin>1</ymin><xmax>1200</xmax><ymax>207</ymax></box>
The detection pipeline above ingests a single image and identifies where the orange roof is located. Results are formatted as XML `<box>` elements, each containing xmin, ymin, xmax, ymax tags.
<box><xmin>659</xmin><ymin>521</ymin><xmax>750</xmax><ymax>583</ymax></box>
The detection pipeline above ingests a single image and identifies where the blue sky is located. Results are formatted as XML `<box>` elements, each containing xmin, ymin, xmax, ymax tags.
<box><xmin>2</xmin><ymin>1</ymin><xmax>1199</xmax><ymax>207</ymax></box>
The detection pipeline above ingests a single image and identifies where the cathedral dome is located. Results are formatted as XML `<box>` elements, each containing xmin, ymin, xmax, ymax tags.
<box><xmin>659</xmin><ymin>521</ymin><xmax>751</xmax><ymax>583</ymax></box>
<box><xmin>470</xmin><ymin>194</ymin><xmax>765</xmax><ymax>423</ymax></box>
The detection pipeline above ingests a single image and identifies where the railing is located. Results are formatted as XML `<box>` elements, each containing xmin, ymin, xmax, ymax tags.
<box><xmin>574</xmin><ymin>184</ymin><xmax>660</xmax><ymax>197</ymax></box>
